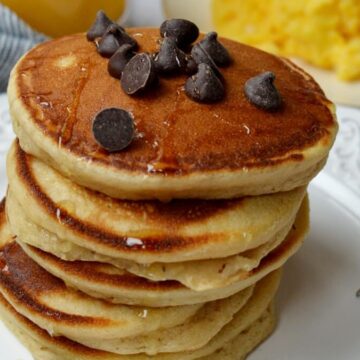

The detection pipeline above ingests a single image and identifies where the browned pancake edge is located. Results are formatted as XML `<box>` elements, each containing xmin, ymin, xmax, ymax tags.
<box><xmin>12</xmin><ymin>29</ymin><xmax>336</xmax><ymax>175</ymax></box>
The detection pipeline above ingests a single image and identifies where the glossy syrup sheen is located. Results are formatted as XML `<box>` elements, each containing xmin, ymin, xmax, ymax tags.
<box><xmin>15</xmin><ymin>29</ymin><xmax>336</xmax><ymax>174</ymax></box>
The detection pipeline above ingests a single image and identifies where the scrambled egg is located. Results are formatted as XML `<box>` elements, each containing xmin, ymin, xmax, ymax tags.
<box><xmin>213</xmin><ymin>0</ymin><xmax>360</xmax><ymax>81</ymax></box>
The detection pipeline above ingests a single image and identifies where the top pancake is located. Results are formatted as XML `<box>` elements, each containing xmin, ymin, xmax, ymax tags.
<box><xmin>8</xmin><ymin>28</ymin><xmax>337</xmax><ymax>200</ymax></box>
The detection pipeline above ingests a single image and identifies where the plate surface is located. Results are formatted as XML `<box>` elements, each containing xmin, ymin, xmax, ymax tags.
<box><xmin>0</xmin><ymin>93</ymin><xmax>360</xmax><ymax>359</ymax></box>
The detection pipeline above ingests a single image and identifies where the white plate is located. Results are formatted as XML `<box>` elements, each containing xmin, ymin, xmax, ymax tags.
<box><xmin>0</xmin><ymin>93</ymin><xmax>360</xmax><ymax>359</ymax></box>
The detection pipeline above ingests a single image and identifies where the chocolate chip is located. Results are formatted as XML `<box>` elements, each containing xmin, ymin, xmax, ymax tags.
<box><xmin>244</xmin><ymin>71</ymin><xmax>282</xmax><ymax>111</ymax></box>
<box><xmin>160</xmin><ymin>19</ymin><xmax>199</xmax><ymax>48</ymax></box>
<box><xmin>106</xmin><ymin>23</ymin><xmax>137</xmax><ymax>48</ymax></box>
<box><xmin>92</xmin><ymin>108</ymin><xmax>135</xmax><ymax>152</ymax></box>
<box><xmin>87</xmin><ymin>10</ymin><xmax>113</xmax><ymax>41</ymax></box>
<box><xmin>98</xmin><ymin>24</ymin><xmax>137</xmax><ymax>58</ymax></box>
<box><xmin>108</xmin><ymin>44</ymin><xmax>136</xmax><ymax>78</ymax></box>
<box><xmin>198</xmin><ymin>32</ymin><xmax>231</xmax><ymax>67</ymax></box>
<box><xmin>97</xmin><ymin>33</ymin><xmax>120</xmax><ymax>58</ymax></box>
<box><xmin>185</xmin><ymin>55</ymin><xmax>198</xmax><ymax>75</ymax></box>
<box><xmin>191</xmin><ymin>43</ymin><xmax>223</xmax><ymax>80</ymax></box>
<box><xmin>185</xmin><ymin>63</ymin><xmax>224</xmax><ymax>103</ymax></box>
<box><xmin>115</xmin><ymin>28</ymin><xmax>137</xmax><ymax>49</ymax></box>
<box><xmin>154</xmin><ymin>37</ymin><xmax>187</xmax><ymax>74</ymax></box>
<box><xmin>121</xmin><ymin>53</ymin><xmax>158</xmax><ymax>95</ymax></box>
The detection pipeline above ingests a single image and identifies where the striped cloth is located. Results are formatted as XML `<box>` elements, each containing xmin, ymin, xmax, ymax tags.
<box><xmin>0</xmin><ymin>4</ymin><xmax>48</xmax><ymax>92</ymax></box>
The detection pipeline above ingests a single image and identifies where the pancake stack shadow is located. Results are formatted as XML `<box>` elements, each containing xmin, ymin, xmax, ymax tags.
<box><xmin>0</xmin><ymin>23</ymin><xmax>337</xmax><ymax>360</ymax></box>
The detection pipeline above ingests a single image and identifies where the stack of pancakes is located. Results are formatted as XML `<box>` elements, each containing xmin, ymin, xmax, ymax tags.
<box><xmin>0</xmin><ymin>28</ymin><xmax>337</xmax><ymax>360</ymax></box>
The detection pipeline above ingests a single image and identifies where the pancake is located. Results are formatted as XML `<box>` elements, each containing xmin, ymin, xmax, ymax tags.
<box><xmin>7</xmin><ymin>188</ymin><xmax>294</xmax><ymax>290</ymax></box>
<box><xmin>0</xmin><ymin>293</ymin><xmax>275</xmax><ymax>359</ymax></box>
<box><xmin>0</xmin><ymin>201</ymin><xmax>206</xmax><ymax>339</ymax></box>
<box><xmin>0</xmin><ymin>198</ymin><xmax>280</xmax><ymax>355</ymax></box>
<box><xmin>8</xmin><ymin>28</ymin><xmax>337</xmax><ymax>200</ymax></box>
<box><xmin>0</xmin><ymin>215</ymin><xmax>262</xmax><ymax>352</ymax></box>
<box><xmin>0</xmin><ymin>199</ymin><xmax>11</xmax><ymax>243</ymax></box>
<box><xmin>0</xmin><ymin>241</ymin><xmax>205</xmax><ymax>341</ymax></box>
<box><xmin>0</xmin><ymin>242</ymin><xmax>254</xmax><ymax>355</ymax></box>
<box><xmin>201</xmin><ymin>306</ymin><xmax>275</xmax><ymax>360</ymax></box>
<box><xmin>7</xmin><ymin>141</ymin><xmax>307</xmax><ymax>263</ymax></box>
<box><xmin>70</xmin><ymin>273</ymin><xmax>279</xmax><ymax>356</ymax></box>
<box><xmin>16</xmin><ymin>197</ymin><xmax>308</xmax><ymax>307</ymax></box>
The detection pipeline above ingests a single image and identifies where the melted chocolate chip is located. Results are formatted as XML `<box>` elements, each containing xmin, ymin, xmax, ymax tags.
<box><xmin>199</xmin><ymin>32</ymin><xmax>231</xmax><ymax>67</ymax></box>
<box><xmin>121</xmin><ymin>53</ymin><xmax>158</xmax><ymax>95</ymax></box>
<box><xmin>191</xmin><ymin>43</ymin><xmax>223</xmax><ymax>80</ymax></box>
<box><xmin>92</xmin><ymin>108</ymin><xmax>135</xmax><ymax>152</ymax></box>
<box><xmin>185</xmin><ymin>63</ymin><xmax>224</xmax><ymax>103</ymax></box>
<box><xmin>108</xmin><ymin>44</ymin><xmax>136</xmax><ymax>78</ymax></box>
<box><xmin>154</xmin><ymin>37</ymin><xmax>187</xmax><ymax>74</ymax></box>
<box><xmin>160</xmin><ymin>19</ymin><xmax>199</xmax><ymax>48</ymax></box>
<box><xmin>244</xmin><ymin>71</ymin><xmax>282</xmax><ymax>111</ymax></box>
<box><xmin>87</xmin><ymin>10</ymin><xmax>113</xmax><ymax>41</ymax></box>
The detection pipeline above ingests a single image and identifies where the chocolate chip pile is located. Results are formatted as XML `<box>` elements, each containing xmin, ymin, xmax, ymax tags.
<box><xmin>86</xmin><ymin>11</ymin><xmax>282</xmax><ymax>152</ymax></box>
<box><xmin>87</xmin><ymin>11</ymin><xmax>232</xmax><ymax>104</ymax></box>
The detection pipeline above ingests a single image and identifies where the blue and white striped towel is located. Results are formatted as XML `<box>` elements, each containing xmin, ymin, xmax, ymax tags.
<box><xmin>0</xmin><ymin>4</ymin><xmax>48</xmax><ymax>92</ymax></box>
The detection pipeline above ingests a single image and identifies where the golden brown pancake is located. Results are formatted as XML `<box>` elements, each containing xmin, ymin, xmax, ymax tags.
<box><xmin>0</xmin><ymin>243</ymin><xmax>209</xmax><ymax>341</ymax></box>
<box><xmin>7</xmin><ymin>187</ymin><xmax>301</xmax><ymax>293</ymax></box>
<box><xmin>0</xmin><ymin>199</ymin><xmax>280</xmax><ymax>356</ymax></box>
<box><xmin>8</xmin><ymin>28</ymin><xmax>337</xmax><ymax>200</ymax></box>
<box><xmin>14</xmin><ymin>198</ymin><xmax>308</xmax><ymax>307</ymax></box>
<box><xmin>7</xmin><ymin>141</ymin><xmax>306</xmax><ymax>264</ymax></box>
<box><xmin>0</xmin><ymin>291</ymin><xmax>275</xmax><ymax>360</ymax></box>
<box><xmin>9</xmin><ymin>189</ymin><xmax>290</xmax><ymax>291</ymax></box>
<box><xmin>0</xmin><ymin>238</ymin><xmax>258</xmax><ymax>354</ymax></box>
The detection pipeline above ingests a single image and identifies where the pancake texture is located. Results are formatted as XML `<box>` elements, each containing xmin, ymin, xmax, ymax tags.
<box><xmin>0</xmin><ymin>293</ymin><xmax>275</xmax><ymax>360</ymax></box>
<box><xmin>0</xmin><ymin>239</ymin><xmax>253</xmax><ymax>354</ymax></box>
<box><xmin>10</xmin><ymin>195</ymin><xmax>308</xmax><ymax>306</ymax></box>
<box><xmin>6</xmin><ymin>185</ymin><xmax>299</xmax><ymax>291</ymax></box>
<box><xmin>8</xmin><ymin>28</ymin><xmax>337</xmax><ymax>200</ymax></box>
<box><xmin>7</xmin><ymin>141</ymin><xmax>307</xmax><ymax>264</ymax></box>
<box><xmin>0</xmin><ymin>203</ymin><xmax>280</xmax><ymax>356</ymax></box>
<box><xmin>0</xmin><ymin>244</ymin><xmax>204</xmax><ymax>341</ymax></box>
